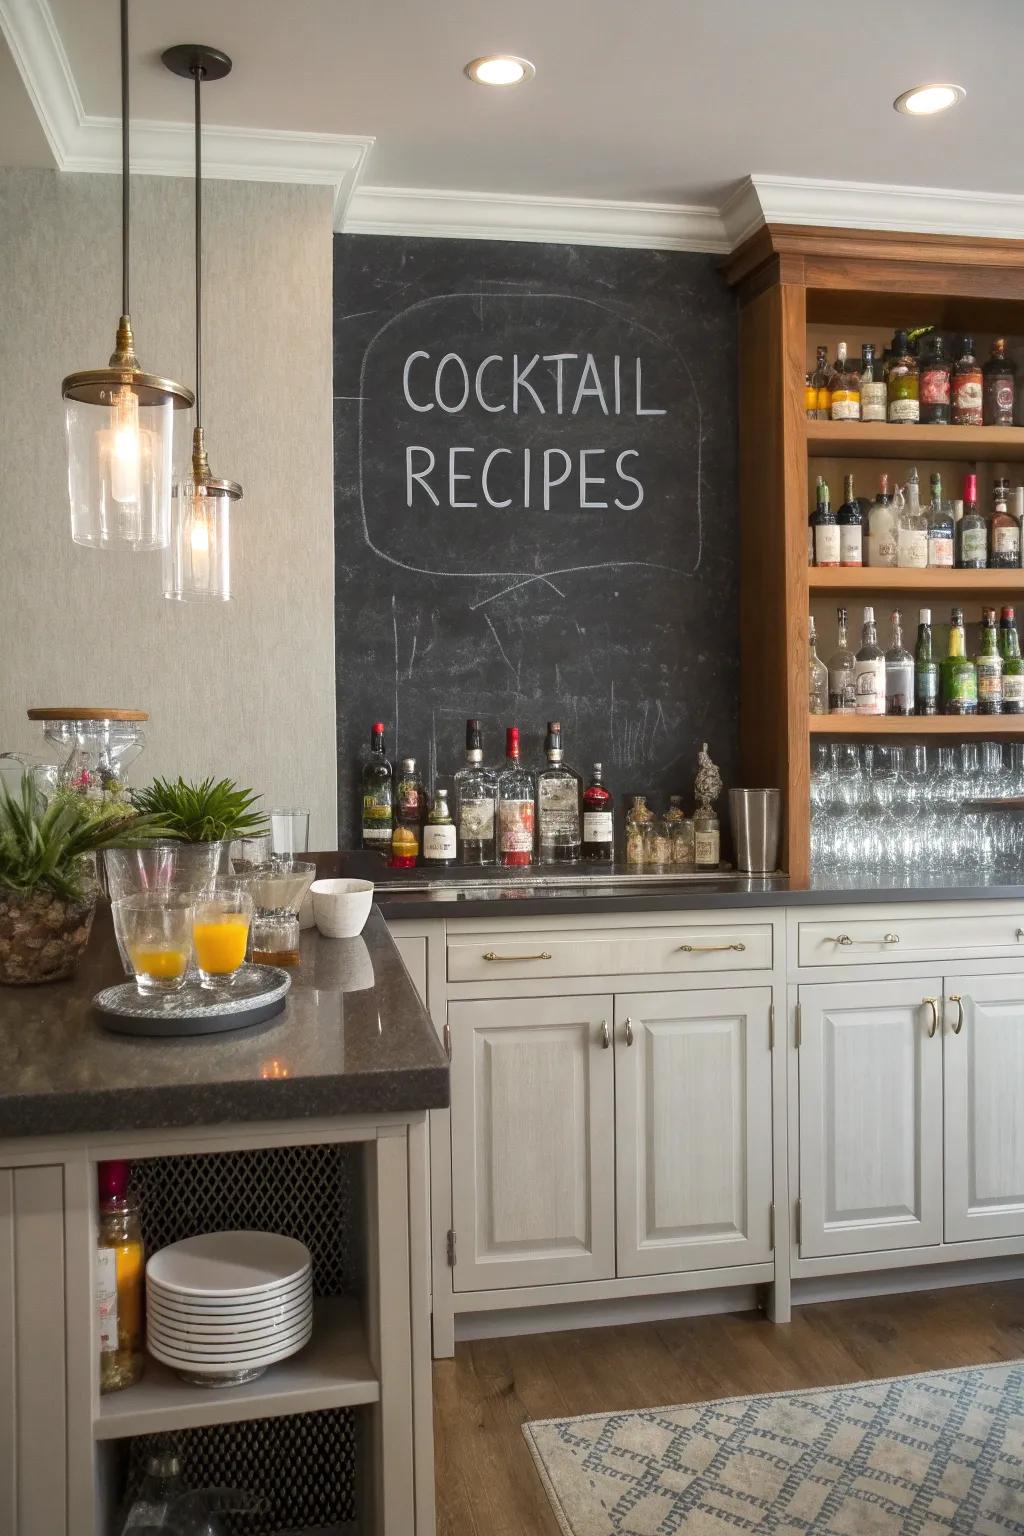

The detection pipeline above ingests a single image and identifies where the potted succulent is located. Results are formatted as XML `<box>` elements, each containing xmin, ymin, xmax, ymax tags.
<box><xmin>131</xmin><ymin>776</ymin><xmax>269</xmax><ymax>884</ymax></box>
<box><xmin>0</xmin><ymin>775</ymin><xmax>173</xmax><ymax>985</ymax></box>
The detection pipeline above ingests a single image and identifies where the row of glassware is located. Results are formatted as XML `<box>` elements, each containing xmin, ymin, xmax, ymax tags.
<box><xmin>810</xmin><ymin>740</ymin><xmax>1024</xmax><ymax>874</ymax></box>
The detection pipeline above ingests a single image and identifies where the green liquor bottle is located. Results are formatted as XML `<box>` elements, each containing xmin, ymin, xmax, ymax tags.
<box><xmin>1000</xmin><ymin>606</ymin><xmax>1024</xmax><ymax>716</ymax></box>
<box><xmin>940</xmin><ymin>608</ymin><xmax>978</xmax><ymax>716</ymax></box>
<box><xmin>975</xmin><ymin>607</ymin><xmax>1004</xmax><ymax>716</ymax></box>
<box><xmin>361</xmin><ymin>722</ymin><xmax>394</xmax><ymax>852</ymax></box>
<box><xmin>914</xmin><ymin>608</ymin><xmax>938</xmax><ymax>717</ymax></box>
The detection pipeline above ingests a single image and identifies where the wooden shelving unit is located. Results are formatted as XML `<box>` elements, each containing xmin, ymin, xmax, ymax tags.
<box><xmin>727</xmin><ymin>225</ymin><xmax>1024</xmax><ymax>881</ymax></box>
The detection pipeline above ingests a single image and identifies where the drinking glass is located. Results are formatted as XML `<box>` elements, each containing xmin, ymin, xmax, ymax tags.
<box><xmin>248</xmin><ymin>860</ymin><xmax>317</xmax><ymax>966</ymax></box>
<box><xmin>863</xmin><ymin>745</ymin><xmax>899</xmax><ymax>875</ymax></box>
<box><xmin>191</xmin><ymin>891</ymin><xmax>254</xmax><ymax>988</ymax></box>
<box><xmin>270</xmin><ymin>808</ymin><xmax>310</xmax><ymax>860</ymax></box>
<box><xmin>930</xmin><ymin>746</ymin><xmax>960</xmax><ymax>872</ymax></box>
<box><xmin>104</xmin><ymin>844</ymin><xmax>185</xmax><ymax>902</ymax></box>
<box><xmin>827</xmin><ymin>743</ymin><xmax>863</xmax><ymax>872</ymax></box>
<box><xmin>955</xmin><ymin>743</ymin><xmax>985</xmax><ymax>870</ymax></box>
<box><xmin>230</xmin><ymin>832</ymin><xmax>272</xmax><ymax>873</ymax></box>
<box><xmin>112</xmin><ymin>892</ymin><xmax>192</xmax><ymax>996</ymax></box>
<box><xmin>893</xmin><ymin>744</ymin><xmax>927</xmax><ymax>870</ymax></box>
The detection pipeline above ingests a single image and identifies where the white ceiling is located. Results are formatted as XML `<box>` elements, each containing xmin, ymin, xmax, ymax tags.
<box><xmin>1</xmin><ymin>0</ymin><xmax>1021</xmax><ymax>243</ymax></box>
<box><xmin>0</xmin><ymin>30</ymin><xmax>54</xmax><ymax>165</ymax></box>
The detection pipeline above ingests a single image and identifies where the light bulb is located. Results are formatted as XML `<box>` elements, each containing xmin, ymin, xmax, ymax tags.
<box><xmin>190</xmin><ymin>511</ymin><xmax>210</xmax><ymax>554</ymax></box>
<box><xmin>108</xmin><ymin>387</ymin><xmax>141</xmax><ymax>505</ymax></box>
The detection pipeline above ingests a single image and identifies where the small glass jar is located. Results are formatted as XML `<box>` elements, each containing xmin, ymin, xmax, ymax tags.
<box><xmin>624</xmin><ymin>796</ymin><xmax>654</xmax><ymax>866</ymax></box>
<box><xmin>693</xmin><ymin>805</ymin><xmax>721</xmax><ymax>869</ymax></box>
<box><xmin>28</xmin><ymin>708</ymin><xmax>147</xmax><ymax>803</ymax></box>
<box><xmin>671</xmin><ymin>815</ymin><xmax>696</xmax><ymax>870</ymax></box>
<box><xmin>647</xmin><ymin>814</ymin><xmax>671</xmax><ymax>870</ymax></box>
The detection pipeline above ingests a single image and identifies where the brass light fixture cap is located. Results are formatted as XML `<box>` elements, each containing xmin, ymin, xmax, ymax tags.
<box><xmin>189</xmin><ymin>428</ymin><xmax>242</xmax><ymax>501</ymax></box>
<box><xmin>62</xmin><ymin>316</ymin><xmax>195</xmax><ymax>408</ymax></box>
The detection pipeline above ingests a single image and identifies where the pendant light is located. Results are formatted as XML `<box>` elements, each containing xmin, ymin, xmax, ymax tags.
<box><xmin>62</xmin><ymin>0</ymin><xmax>194</xmax><ymax>551</ymax></box>
<box><xmin>162</xmin><ymin>44</ymin><xmax>242</xmax><ymax>603</ymax></box>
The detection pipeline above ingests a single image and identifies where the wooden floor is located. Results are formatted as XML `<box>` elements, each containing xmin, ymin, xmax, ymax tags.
<box><xmin>433</xmin><ymin>1281</ymin><xmax>1024</xmax><ymax>1536</ymax></box>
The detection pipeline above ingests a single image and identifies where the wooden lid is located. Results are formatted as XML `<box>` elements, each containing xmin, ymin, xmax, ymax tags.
<box><xmin>27</xmin><ymin>708</ymin><xmax>149</xmax><ymax>722</ymax></box>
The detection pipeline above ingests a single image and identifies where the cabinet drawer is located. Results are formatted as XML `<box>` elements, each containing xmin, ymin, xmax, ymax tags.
<box><xmin>447</xmin><ymin>924</ymin><xmax>772</xmax><ymax>982</ymax></box>
<box><xmin>798</xmin><ymin>910</ymin><xmax>1024</xmax><ymax>968</ymax></box>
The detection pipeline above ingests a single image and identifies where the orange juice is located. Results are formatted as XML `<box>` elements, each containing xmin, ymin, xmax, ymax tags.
<box><xmin>129</xmin><ymin>945</ymin><xmax>188</xmax><ymax>979</ymax></box>
<box><xmin>193</xmin><ymin>916</ymin><xmax>249</xmax><ymax>975</ymax></box>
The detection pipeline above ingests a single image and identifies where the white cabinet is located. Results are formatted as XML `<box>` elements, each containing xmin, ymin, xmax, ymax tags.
<box><xmin>944</xmin><ymin>974</ymin><xmax>1024</xmax><ymax>1242</ymax></box>
<box><xmin>615</xmin><ymin>989</ymin><xmax>773</xmax><ymax>1277</ymax></box>
<box><xmin>797</xmin><ymin>977</ymin><xmax>943</xmax><ymax>1258</ymax></box>
<box><xmin>448</xmin><ymin>995</ymin><xmax>615</xmax><ymax>1291</ymax></box>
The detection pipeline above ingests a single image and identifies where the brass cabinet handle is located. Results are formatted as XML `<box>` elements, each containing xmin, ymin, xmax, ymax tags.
<box><xmin>600</xmin><ymin>1020</ymin><xmax>610</xmax><ymax>1049</ymax></box>
<box><xmin>1016</xmin><ymin>929</ymin><xmax>1024</xmax><ymax>943</ymax></box>
<box><xmin>481</xmin><ymin>951</ymin><xmax>553</xmax><ymax>962</ymax></box>
<box><xmin>443</xmin><ymin>1022</ymin><xmax>452</xmax><ymax>1060</ymax></box>
<box><xmin>923</xmin><ymin>999</ymin><xmax>938</xmax><ymax>1039</ymax></box>
<box><xmin>831</xmin><ymin>933</ymin><xmax>900</xmax><ymax>946</ymax></box>
<box><xmin>949</xmin><ymin>994</ymin><xmax>965</xmax><ymax>1035</ymax></box>
<box><xmin>624</xmin><ymin>1017</ymin><xmax>634</xmax><ymax>1047</ymax></box>
<box><xmin>678</xmin><ymin>942</ymin><xmax>746</xmax><ymax>953</ymax></box>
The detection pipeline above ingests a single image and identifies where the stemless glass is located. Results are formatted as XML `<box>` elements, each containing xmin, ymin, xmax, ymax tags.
<box><xmin>270</xmin><ymin>808</ymin><xmax>310</xmax><ymax>860</ymax></box>
<box><xmin>930</xmin><ymin>746</ymin><xmax>960</xmax><ymax>873</ymax></box>
<box><xmin>229</xmin><ymin>832</ymin><xmax>272</xmax><ymax>874</ymax></box>
<box><xmin>191</xmin><ymin>890</ymin><xmax>253</xmax><ymax>988</ymax></box>
<box><xmin>893</xmin><ymin>744</ymin><xmax>927</xmax><ymax>871</ymax></box>
<box><xmin>111</xmin><ymin>892</ymin><xmax>192</xmax><ymax>995</ymax></box>
<box><xmin>829</xmin><ymin>743</ymin><xmax>864</xmax><ymax>873</ymax></box>
<box><xmin>248</xmin><ymin>860</ymin><xmax>317</xmax><ymax>966</ymax></box>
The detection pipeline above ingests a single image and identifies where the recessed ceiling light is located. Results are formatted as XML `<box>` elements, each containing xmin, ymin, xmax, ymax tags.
<box><xmin>464</xmin><ymin>55</ymin><xmax>535</xmax><ymax>86</ymax></box>
<box><xmin>893</xmin><ymin>82</ymin><xmax>965</xmax><ymax>115</ymax></box>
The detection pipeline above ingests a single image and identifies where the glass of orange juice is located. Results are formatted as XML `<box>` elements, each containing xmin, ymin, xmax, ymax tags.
<box><xmin>111</xmin><ymin>892</ymin><xmax>193</xmax><ymax>996</ymax></box>
<box><xmin>192</xmin><ymin>889</ymin><xmax>254</xmax><ymax>988</ymax></box>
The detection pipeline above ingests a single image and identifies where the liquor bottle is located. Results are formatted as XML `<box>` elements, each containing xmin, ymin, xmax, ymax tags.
<box><xmin>976</xmin><ymin>607</ymin><xmax>1004</xmax><ymax>716</ymax></box>
<box><xmin>990</xmin><ymin>478</ymin><xmax>1021</xmax><ymax>568</ymax></box>
<box><xmin>830</xmin><ymin>341</ymin><xmax>860</xmax><ymax>420</ymax></box>
<box><xmin>808</xmin><ymin>475</ymin><xmax>823</xmax><ymax>566</ymax></box>
<box><xmin>952</xmin><ymin>336</ymin><xmax>983</xmax><ymax>425</ymax></box>
<box><xmin>497</xmin><ymin>726</ymin><xmax>535</xmax><ymax>867</ymax></box>
<box><xmin>360</xmin><ymin>722</ymin><xmax>394</xmax><ymax>853</ymax></box>
<box><xmin>940</xmin><ymin>607</ymin><xmax>978</xmax><ymax>715</ymax></box>
<box><xmin>859</xmin><ymin>342</ymin><xmax>887</xmax><ymax>422</ymax></box>
<box><xmin>983</xmin><ymin>337</ymin><xmax>1016</xmax><ymax>426</ymax></box>
<box><xmin>836</xmin><ymin>473</ymin><xmax>863</xmax><ymax>566</ymax></box>
<box><xmin>423</xmin><ymin>788</ymin><xmax>457</xmax><ymax>866</ymax></box>
<box><xmin>919</xmin><ymin>334</ymin><xmax>952</xmax><ymax>425</ymax></box>
<box><xmin>537</xmin><ymin>721</ymin><xmax>582</xmax><ymax>863</ymax></box>
<box><xmin>884</xmin><ymin>609</ymin><xmax>915</xmax><ymax>716</ymax></box>
<box><xmin>896</xmin><ymin>470</ymin><xmax>927</xmax><ymax>569</ymax></box>
<box><xmin>808</xmin><ymin>617</ymin><xmax>828</xmax><ymax>715</ymax></box>
<box><xmin>914</xmin><ymin>608</ymin><xmax>938</xmax><ymax>717</ymax></box>
<box><xmin>390</xmin><ymin>756</ymin><xmax>424</xmax><ymax>867</ymax></box>
<box><xmin>97</xmin><ymin>1161</ymin><xmax>145</xmax><ymax>1393</ymax></box>
<box><xmin>581</xmin><ymin>763</ymin><xmax>614</xmax><ymax>861</ymax></box>
<box><xmin>925</xmin><ymin>471</ymin><xmax>954</xmax><ymax>568</ymax></box>
<box><xmin>887</xmin><ymin>330</ymin><xmax>920</xmax><ymax>423</ymax></box>
<box><xmin>1000</xmin><ymin>606</ymin><xmax>1024</xmax><ymax>715</ymax></box>
<box><xmin>865</xmin><ymin>473</ymin><xmax>897</xmax><ymax>567</ymax></box>
<box><xmin>804</xmin><ymin>372</ymin><xmax>817</xmax><ymax>419</ymax></box>
<box><xmin>957</xmin><ymin>471</ymin><xmax>987</xmax><ymax>568</ymax></box>
<box><xmin>810</xmin><ymin>345</ymin><xmax>834</xmax><ymax>420</ymax></box>
<box><xmin>827</xmin><ymin>606</ymin><xmax>857</xmax><ymax>713</ymax></box>
<box><xmin>853</xmin><ymin>605</ymin><xmax>886</xmax><ymax>716</ymax></box>
<box><xmin>454</xmin><ymin>719</ymin><xmax>497</xmax><ymax>864</ymax></box>
<box><xmin>811</xmin><ymin>479</ymin><xmax>839</xmax><ymax>567</ymax></box>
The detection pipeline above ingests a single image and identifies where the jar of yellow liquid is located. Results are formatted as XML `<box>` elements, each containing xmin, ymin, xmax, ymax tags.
<box><xmin>192</xmin><ymin>891</ymin><xmax>253</xmax><ymax>987</ymax></box>
<box><xmin>97</xmin><ymin>1160</ymin><xmax>144</xmax><ymax>1392</ymax></box>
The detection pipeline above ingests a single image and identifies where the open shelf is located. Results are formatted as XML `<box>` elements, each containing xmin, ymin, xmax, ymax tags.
<box><xmin>807</xmin><ymin>567</ymin><xmax>1024</xmax><ymax>593</ymax></box>
<box><xmin>809</xmin><ymin>715</ymin><xmax>1024</xmax><ymax>736</ymax></box>
<box><xmin>806</xmin><ymin>421</ymin><xmax>1024</xmax><ymax>461</ymax></box>
<box><xmin>94</xmin><ymin>1297</ymin><xmax>377</xmax><ymax>1441</ymax></box>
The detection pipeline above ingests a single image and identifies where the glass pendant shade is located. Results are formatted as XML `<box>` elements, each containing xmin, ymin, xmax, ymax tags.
<box><xmin>164</xmin><ymin>461</ymin><xmax>241</xmax><ymax>601</ymax></box>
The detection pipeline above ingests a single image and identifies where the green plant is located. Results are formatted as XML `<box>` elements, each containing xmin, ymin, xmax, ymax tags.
<box><xmin>0</xmin><ymin>775</ymin><xmax>174</xmax><ymax>904</ymax></box>
<box><xmin>132</xmin><ymin>776</ymin><xmax>268</xmax><ymax>844</ymax></box>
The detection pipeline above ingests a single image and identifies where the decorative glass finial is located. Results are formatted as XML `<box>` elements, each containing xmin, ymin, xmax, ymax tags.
<box><xmin>694</xmin><ymin>741</ymin><xmax>722</xmax><ymax>812</ymax></box>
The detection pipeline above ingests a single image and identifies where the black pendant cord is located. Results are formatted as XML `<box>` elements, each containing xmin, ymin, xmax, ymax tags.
<box><xmin>120</xmin><ymin>0</ymin><xmax>130</xmax><ymax>318</ymax></box>
<box><xmin>193</xmin><ymin>64</ymin><xmax>203</xmax><ymax>429</ymax></box>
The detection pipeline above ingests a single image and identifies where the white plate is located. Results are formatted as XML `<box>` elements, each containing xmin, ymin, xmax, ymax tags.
<box><xmin>146</xmin><ymin>1315</ymin><xmax>312</xmax><ymax>1356</ymax></box>
<box><xmin>146</xmin><ymin>1273</ymin><xmax>311</xmax><ymax>1317</ymax></box>
<box><xmin>147</xmin><ymin>1232</ymin><xmax>311</xmax><ymax>1298</ymax></box>
<box><xmin>146</xmin><ymin>1323</ymin><xmax>312</xmax><ymax>1371</ymax></box>
<box><xmin>147</xmin><ymin>1296</ymin><xmax>312</xmax><ymax>1339</ymax></box>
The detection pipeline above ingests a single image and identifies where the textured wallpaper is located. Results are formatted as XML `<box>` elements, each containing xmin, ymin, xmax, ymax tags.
<box><xmin>0</xmin><ymin>171</ymin><xmax>337</xmax><ymax>844</ymax></box>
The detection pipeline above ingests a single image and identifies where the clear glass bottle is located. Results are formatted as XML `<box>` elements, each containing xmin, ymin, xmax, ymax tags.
<box><xmin>830</xmin><ymin>340</ymin><xmax>860</xmax><ymax>420</ymax></box>
<box><xmin>865</xmin><ymin>473</ymin><xmax>897</xmax><ymax>567</ymax></box>
<box><xmin>497</xmin><ymin>726</ymin><xmax>535</xmax><ymax>867</ymax></box>
<box><xmin>97</xmin><ymin>1160</ymin><xmax>144</xmax><ymax>1394</ymax></box>
<box><xmin>390</xmin><ymin>757</ymin><xmax>424</xmax><ymax>868</ymax></box>
<box><xmin>360</xmin><ymin>722</ymin><xmax>394</xmax><ymax>853</ymax></box>
<box><xmin>454</xmin><ymin>719</ymin><xmax>497</xmax><ymax>865</ymax></box>
<box><xmin>670</xmin><ymin>811</ymin><xmax>696</xmax><ymax>869</ymax></box>
<box><xmin>537</xmin><ymin>720</ymin><xmax>582</xmax><ymax>863</ymax></box>
<box><xmin>896</xmin><ymin>469</ymin><xmax>928</xmax><ymax>568</ymax></box>
<box><xmin>827</xmin><ymin>606</ymin><xmax>857</xmax><ymax>713</ymax></box>
<box><xmin>957</xmin><ymin>471</ymin><xmax>987</xmax><ymax>568</ymax></box>
<box><xmin>919</xmin><ymin>334</ymin><xmax>952</xmax><ymax>425</ymax></box>
<box><xmin>940</xmin><ymin>607</ymin><xmax>978</xmax><ymax>716</ymax></box>
<box><xmin>914</xmin><ymin>608</ymin><xmax>939</xmax><ymax>717</ymax></box>
<box><xmin>976</xmin><ymin>607</ymin><xmax>1004</xmax><ymax>716</ymax></box>
<box><xmin>859</xmin><ymin>341</ymin><xmax>887</xmax><ymax>421</ymax></box>
<box><xmin>811</xmin><ymin>479</ymin><xmax>839</xmax><ymax>568</ymax></box>
<box><xmin>884</xmin><ymin>609</ymin><xmax>915</xmax><ymax>717</ymax></box>
<box><xmin>1000</xmin><ymin>607</ymin><xmax>1024</xmax><ymax>715</ymax></box>
<box><xmin>693</xmin><ymin>805</ymin><xmax>720</xmax><ymax>869</ymax></box>
<box><xmin>582</xmin><ymin>763</ymin><xmax>614</xmax><ymax>861</ymax></box>
<box><xmin>624</xmin><ymin>795</ymin><xmax>653</xmax><ymax>866</ymax></box>
<box><xmin>925</xmin><ymin>471</ymin><xmax>955</xmax><ymax>568</ymax></box>
<box><xmin>423</xmin><ymin>788</ymin><xmax>457</xmax><ymax>867</ymax></box>
<box><xmin>808</xmin><ymin>616</ymin><xmax>829</xmax><ymax>715</ymax></box>
<box><xmin>836</xmin><ymin>473</ymin><xmax>863</xmax><ymax>567</ymax></box>
<box><xmin>854</xmin><ymin>605</ymin><xmax>886</xmax><ymax>716</ymax></box>
<box><xmin>887</xmin><ymin>329</ymin><xmax>920</xmax><ymax>423</ymax></box>
<box><xmin>120</xmin><ymin>1448</ymin><xmax>186</xmax><ymax>1532</ymax></box>
<box><xmin>983</xmin><ymin>337</ymin><xmax>1016</xmax><ymax>425</ymax></box>
<box><xmin>952</xmin><ymin>335</ymin><xmax>983</xmax><ymax>425</ymax></box>
<box><xmin>647</xmin><ymin>812</ymin><xmax>672</xmax><ymax>870</ymax></box>
<box><xmin>810</xmin><ymin>345</ymin><xmax>834</xmax><ymax>420</ymax></box>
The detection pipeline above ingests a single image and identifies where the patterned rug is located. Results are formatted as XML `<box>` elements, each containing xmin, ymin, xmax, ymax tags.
<box><xmin>523</xmin><ymin>1360</ymin><xmax>1024</xmax><ymax>1535</ymax></box>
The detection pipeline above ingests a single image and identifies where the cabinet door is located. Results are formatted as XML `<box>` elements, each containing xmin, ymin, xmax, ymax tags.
<box><xmin>798</xmin><ymin>978</ymin><xmax>943</xmax><ymax>1258</ymax></box>
<box><xmin>615</xmin><ymin>988</ymin><xmax>773</xmax><ymax>1277</ymax></box>
<box><xmin>448</xmin><ymin>995</ymin><xmax>615</xmax><ymax>1291</ymax></box>
<box><xmin>944</xmin><ymin>974</ymin><xmax>1024</xmax><ymax>1241</ymax></box>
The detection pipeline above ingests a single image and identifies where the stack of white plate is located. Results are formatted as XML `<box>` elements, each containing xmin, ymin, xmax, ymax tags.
<box><xmin>146</xmin><ymin>1231</ymin><xmax>313</xmax><ymax>1386</ymax></box>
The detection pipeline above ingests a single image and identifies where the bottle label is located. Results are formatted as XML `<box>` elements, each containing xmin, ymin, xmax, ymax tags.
<box><xmin>920</xmin><ymin>370</ymin><xmax>951</xmax><ymax>406</ymax></box>
<box><xmin>831</xmin><ymin>396</ymin><xmax>860</xmax><ymax>420</ymax></box>
<box><xmin>867</xmin><ymin>532</ymin><xmax>897</xmax><ymax>567</ymax></box>
<box><xmin>1003</xmin><ymin>673</ymin><xmax>1024</xmax><ymax>706</ymax></box>
<box><xmin>97</xmin><ymin>1247</ymin><xmax>119</xmax><ymax>1354</ymax></box>
<box><xmin>961</xmin><ymin>527</ymin><xmax>987</xmax><ymax>563</ymax></box>
<box><xmin>854</xmin><ymin>659</ymin><xmax>886</xmax><ymax>715</ymax></box>
<box><xmin>861</xmin><ymin>382</ymin><xmax>887</xmax><ymax>421</ymax></box>
<box><xmin>889</xmin><ymin>397</ymin><xmax>920</xmax><ymax>423</ymax></box>
<box><xmin>583</xmin><ymin>811</ymin><xmax>613</xmax><ymax>843</ymax></box>
<box><xmin>828</xmin><ymin>673</ymin><xmax>856</xmax><ymax>713</ymax></box>
<box><xmin>362</xmin><ymin>792</ymin><xmax>392</xmax><ymax>844</ymax></box>
<box><xmin>954</xmin><ymin>377</ymin><xmax>983</xmax><ymax>418</ymax></box>
<box><xmin>814</xmin><ymin>525</ymin><xmax>840</xmax><ymax>566</ymax></box>
<box><xmin>986</xmin><ymin>379</ymin><xmax>1015</xmax><ymax>421</ymax></box>
<box><xmin>539</xmin><ymin>778</ymin><xmax>581</xmax><ymax>839</ymax></box>
<box><xmin>398</xmin><ymin>786</ymin><xmax>422</xmax><ymax>818</ymax></box>
<box><xmin>499</xmin><ymin>799</ymin><xmax>535</xmax><ymax>853</ymax></box>
<box><xmin>839</xmin><ymin>526</ymin><xmax>863</xmax><ymax>565</ymax></box>
<box><xmin>947</xmin><ymin>666</ymin><xmax>978</xmax><ymax>706</ymax></box>
<box><xmin>423</xmin><ymin>824</ymin><xmax>457</xmax><ymax>860</ymax></box>
<box><xmin>927</xmin><ymin>533</ymin><xmax>954</xmax><ymax>568</ymax></box>
<box><xmin>977</xmin><ymin>660</ymin><xmax>1003</xmax><ymax>703</ymax></box>
<box><xmin>694</xmin><ymin>829</ymin><xmax>719</xmax><ymax>867</ymax></box>
<box><xmin>994</xmin><ymin>525</ymin><xmax>1021</xmax><ymax>557</ymax></box>
<box><xmin>916</xmin><ymin>665</ymin><xmax>938</xmax><ymax>705</ymax></box>
<box><xmin>897</xmin><ymin>528</ymin><xmax>928</xmax><ymax>568</ymax></box>
<box><xmin>459</xmin><ymin>797</ymin><xmax>494</xmax><ymax>842</ymax></box>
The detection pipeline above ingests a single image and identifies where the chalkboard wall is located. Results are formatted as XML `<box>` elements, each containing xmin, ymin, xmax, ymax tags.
<box><xmin>333</xmin><ymin>234</ymin><xmax>739</xmax><ymax>848</ymax></box>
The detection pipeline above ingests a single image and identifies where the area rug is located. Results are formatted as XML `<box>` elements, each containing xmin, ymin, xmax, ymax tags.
<box><xmin>523</xmin><ymin>1360</ymin><xmax>1024</xmax><ymax>1535</ymax></box>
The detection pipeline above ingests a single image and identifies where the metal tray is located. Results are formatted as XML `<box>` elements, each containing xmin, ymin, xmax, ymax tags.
<box><xmin>94</xmin><ymin>965</ymin><xmax>291</xmax><ymax>1037</ymax></box>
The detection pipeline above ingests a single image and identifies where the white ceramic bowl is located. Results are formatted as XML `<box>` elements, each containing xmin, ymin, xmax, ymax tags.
<box><xmin>146</xmin><ymin>1273</ymin><xmax>311</xmax><ymax>1317</ymax></box>
<box><xmin>146</xmin><ymin>1231</ymin><xmax>311</xmax><ymax>1298</ymax></box>
<box><xmin>147</xmin><ymin>1299</ymin><xmax>312</xmax><ymax>1340</ymax></box>
<box><xmin>147</xmin><ymin>1313</ymin><xmax>312</xmax><ymax>1355</ymax></box>
<box><xmin>147</xmin><ymin>1321</ymin><xmax>312</xmax><ymax>1372</ymax></box>
<box><xmin>311</xmin><ymin>878</ymin><xmax>373</xmax><ymax>939</ymax></box>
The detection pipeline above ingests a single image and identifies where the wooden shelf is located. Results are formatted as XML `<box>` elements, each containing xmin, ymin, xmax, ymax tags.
<box><xmin>809</xmin><ymin>715</ymin><xmax>1024</xmax><ymax>736</ymax></box>
<box><xmin>806</xmin><ymin>421</ymin><xmax>1024</xmax><ymax>461</ymax></box>
<box><xmin>94</xmin><ymin>1297</ymin><xmax>378</xmax><ymax>1441</ymax></box>
<box><xmin>807</xmin><ymin>567</ymin><xmax>1024</xmax><ymax>593</ymax></box>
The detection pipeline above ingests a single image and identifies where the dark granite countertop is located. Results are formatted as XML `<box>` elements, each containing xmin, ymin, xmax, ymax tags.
<box><xmin>0</xmin><ymin>907</ymin><xmax>449</xmax><ymax>1140</ymax></box>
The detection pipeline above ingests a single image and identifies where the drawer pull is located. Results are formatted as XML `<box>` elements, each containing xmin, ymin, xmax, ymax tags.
<box><xmin>481</xmin><ymin>951</ymin><xmax>553</xmax><ymax>962</ymax></box>
<box><xmin>1017</xmin><ymin>930</ymin><xmax>1024</xmax><ymax>943</ymax></box>
<box><xmin>923</xmin><ymin>998</ymin><xmax>938</xmax><ymax>1039</ymax></box>
<box><xmin>678</xmin><ymin>942</ymin><xmax>746</xmax><ymax>954</ymax></box>
<box><xmin>831</xmin><ymin>933</ymin><xmax>900</xmax><ymax>946</ymax></box>
<box><xmin>443</xmin><ymin>1022</ymin><xmax>452</xmax><ymax>1060</ymax></box>
<box><xmin>624</xmin><ymin>1017</ymin><xmax>634</xmax><ymax>1047</ymax></box>
<box><xmin>601</xmin><ymin>1020</ymin><xmax>610</xmax><ymax>1049</ymax></box>
<box><xmin>949</xmin><ymin>994</ymin><xmax>965</xmax><ymax>1035</ymax></box>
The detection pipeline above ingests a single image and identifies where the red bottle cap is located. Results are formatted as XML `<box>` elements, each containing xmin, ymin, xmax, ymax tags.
<box><xmin>505</xmin><ymin>726</ymin><xmax>520</xmax><ymax>757</ymax></box>
<box><xmin>964</xmin><ymin>472</ymin><xmax>978</xmax><ymax>501</ymax></box>
<box><xmin>98</xmin><ymin>1160</ymin><xmax>130</xmax><ymax>1201</ymax></box>
<box><xmin>372</xmin><ymin>721</ymin><xmax>385</xmax><ymax>733</ymax></box>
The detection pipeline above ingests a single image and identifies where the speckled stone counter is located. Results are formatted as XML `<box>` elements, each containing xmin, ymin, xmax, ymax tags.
<box><xmin>0</xmin><ymin>906</ymin><xmax>449</xmax><ymax>1139</ymax></box>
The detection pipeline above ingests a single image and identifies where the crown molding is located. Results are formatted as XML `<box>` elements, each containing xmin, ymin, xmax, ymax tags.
<box><xmin>748</xmin><ymin>172</ymin><xmax>1024</xmax><ymax>243</ymax></box>
<box><xmin>343</xmin><ymin>184</ymin><xmax>731</xmax><ymax>252</ymax></box>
